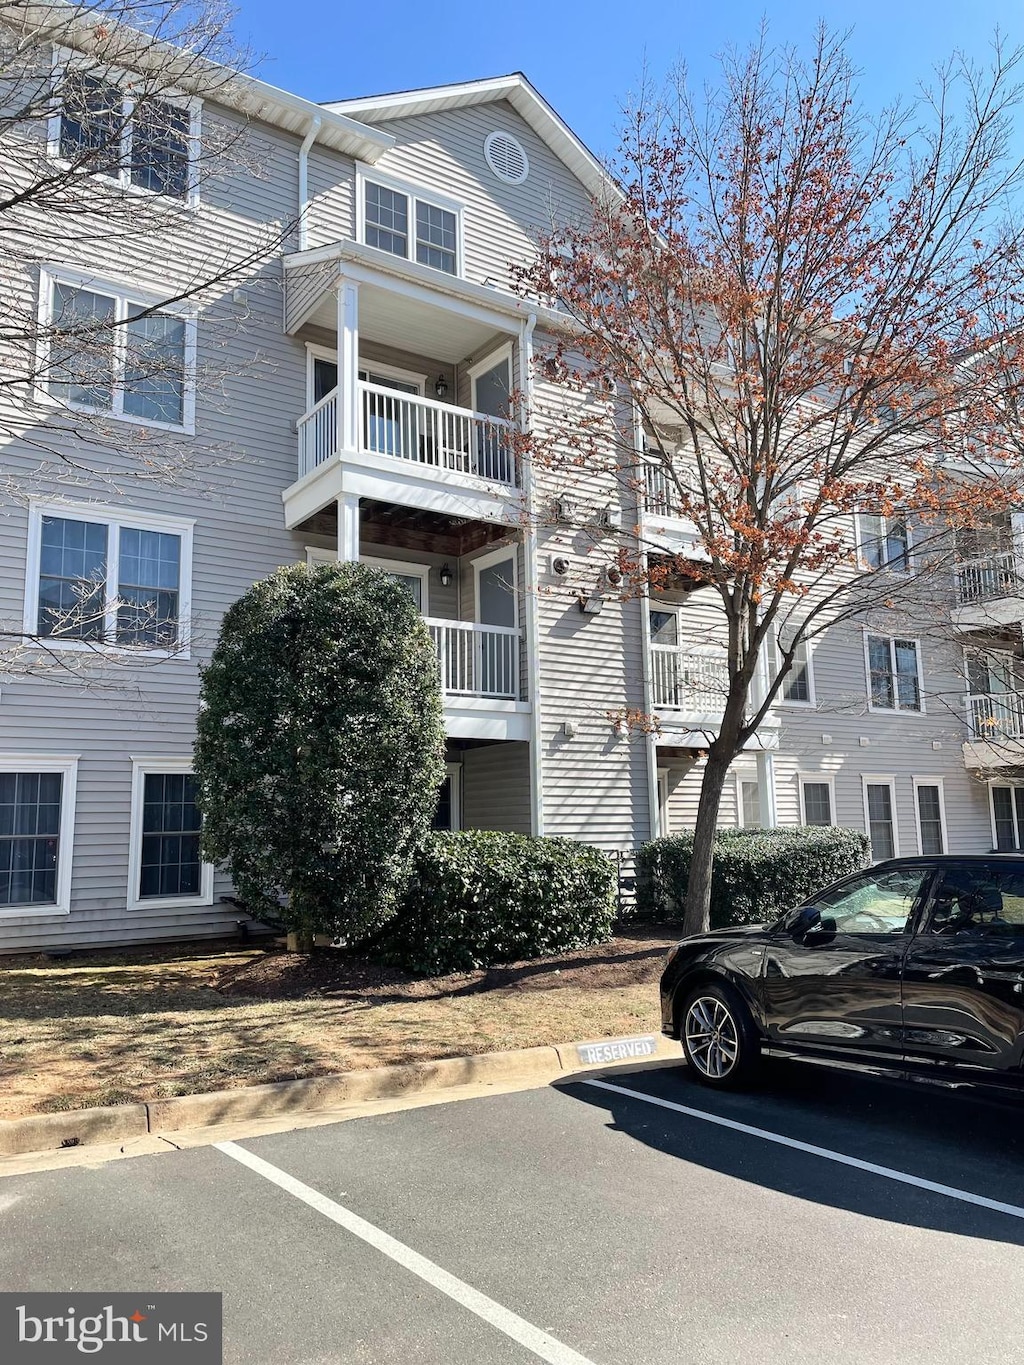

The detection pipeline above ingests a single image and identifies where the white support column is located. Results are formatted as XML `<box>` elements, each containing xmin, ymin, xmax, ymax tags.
<box><xmin>756</xmin><ymin>749</ymin><xmax>778</xmax><ymax>828</ymax></box>
<box><xmin>519</xmin><ymin>313</ymin><xmax>545</xmax><ymax>837</ymax></box>
<box><xmin>337</xmin><ymin>274</ymin><xmax>360</xmax><ymax>454</ymax></box>
<box><xmin>337</xmin><ymin>493</ymin><xmax>360</xmax><ymax>562</ymax></box>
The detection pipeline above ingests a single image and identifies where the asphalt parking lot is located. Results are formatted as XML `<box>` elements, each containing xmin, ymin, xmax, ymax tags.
<box><xmin>2</xmin><ymin>1059</ymin><xmax>1024</xmax><ymax>1364</ymax></box>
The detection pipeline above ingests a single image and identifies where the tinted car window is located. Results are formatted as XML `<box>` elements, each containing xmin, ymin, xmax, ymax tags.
<box><xmin>811</xmin><ymin>867</ymin><xmax>927</xmax><ymax>934</ymax></box>
<box><xmin>924</xmin><ymin>864</ymin><xmax>1024</xmax><ymax>937</ymax></box>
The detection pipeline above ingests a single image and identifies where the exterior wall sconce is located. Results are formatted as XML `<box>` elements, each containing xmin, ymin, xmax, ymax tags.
<box><xmin>434</xmin><ymin>374</ymin><xmax>449</xmax><ymax>399</ymax></box>
<box><xmin>438</xmin><ymin>563</ymin><xmax>453</xmax><ymax>587</ymax></box>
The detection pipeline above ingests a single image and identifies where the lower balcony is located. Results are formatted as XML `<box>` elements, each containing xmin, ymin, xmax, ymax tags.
<box><xmin>962</xmin><ymin>690</ymin><xmax>1024</xmax><ymax>770</ymax></box>
<box><xmin>952</xmin><ymin>552</ymin><xmax>1024</xmax><ymax>630</ymax></box>
<box><xmin>650</xmin><ymin>644</ymin><xmax>778</xmax><ymax>747</ymax></box>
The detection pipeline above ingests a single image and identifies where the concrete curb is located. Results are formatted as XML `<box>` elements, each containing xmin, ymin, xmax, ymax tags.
<box><xmin>0</xmin><ymin>1035</ymin><xmax>680</xmax><ymax>1158</ymax></box>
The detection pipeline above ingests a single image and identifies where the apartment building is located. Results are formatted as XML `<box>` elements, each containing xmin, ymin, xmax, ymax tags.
<box><xmin>0</xmin><ymin>24</ymin><xmax>1020</xmax><ymax>954</ymax></box>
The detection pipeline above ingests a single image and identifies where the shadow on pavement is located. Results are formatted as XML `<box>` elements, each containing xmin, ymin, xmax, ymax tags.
<box><xmin>556</xmin><ymin>1057</ymin><xmax>1024</xmax><ymax>1246</ymax></box>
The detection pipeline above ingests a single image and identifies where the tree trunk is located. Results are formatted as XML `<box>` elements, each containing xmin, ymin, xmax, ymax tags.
<box><xmin>682</xmin><ymin>742</ymin><xmax>737</xmax><ymax>936</ymax></box>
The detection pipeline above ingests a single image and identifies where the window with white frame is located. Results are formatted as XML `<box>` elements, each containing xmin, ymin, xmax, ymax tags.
<box><xmin>867</xmin><ymin>634</ymin><xmax>922</xmax><ymax>712</ymax></box>
<box><xmin>431</xmin><ymin>763</ymin><xmax>462</xmax><ymax>832</ymax></box>
<box><xmin>858</xmin><ymin>513</ymin><xmax>910</xmax><ymax>572</ymax></box>
<box><xmin>991</xmin><ymin>785</ymin><xmax>1024</xmax><ymax>851</ymax></box>
<box><xmin>128</xmin><ymin>760</ymin><xmax>212</xmax><ymax>909</ymax></box>
<box><xmin>778</xmin><ymin>630</ymin><xmax>814</xmax><ymax>705</ymax></box>
<box><xmin>41</xmin><ymin>269</ymin><xmax>195</xmax><ymax>431</ymax></box>
<box><xmin>914</xmin><ymin>779</ymin><xmax>946</xmax><ymax>855</ymax></box>
<box><xmin>53</xmin><ymin>60</ymin><xmax>198</xmax><ymax>201</ymax></box>
<box><xmin>0</xmin><ymin>757</ymin><xmax>78</xmax><ymax>914</ymax></box>
<box><xmin>738</xmin><ymin>777</ymin><xmax>762</xmax><ymax>827</ymax></box>
<box><xmin>360</xmin><ymin>556</ymin><xmax>430</xmax><ymax>613</ymax></box>
<box><xmin>799</xmin><ymin>777</ymin><xmax>834</xmax><ymax>827</ymax></box>
<box><xmin>27</xmin><ymin>503</ymin><xmax>192</xmax><ymax>652</ymax></box>
<box><xmin>863</xmin><ymin>778</ymin><xmax>898</xmax><ymax>861</ymax></box>
<box><xmin>359</xmin><ymin>168</ymin><xmax>461</xmax><ymax>276</ymax></box>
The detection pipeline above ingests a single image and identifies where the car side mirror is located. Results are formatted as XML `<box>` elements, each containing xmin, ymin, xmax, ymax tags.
<box><xmin>790</xmin><ymin>905</ymin><xmax>822</xmax><ymax>941</ymax></box>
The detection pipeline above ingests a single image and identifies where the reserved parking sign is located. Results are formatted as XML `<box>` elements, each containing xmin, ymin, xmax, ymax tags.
<box><xmin>576</xmin><ymin>1035</ymin><xmax>658</xmax><ymax>1065</ymax></box>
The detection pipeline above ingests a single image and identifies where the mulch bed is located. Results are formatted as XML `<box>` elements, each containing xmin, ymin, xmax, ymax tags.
<box><xmin>212</xmin><ymin>924</ymin><xmax>680</xmax><ymax>1002</ymax></box>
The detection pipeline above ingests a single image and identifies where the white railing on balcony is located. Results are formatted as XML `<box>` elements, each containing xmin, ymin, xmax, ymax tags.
<box><xmin>360</xmin><ymin>382</ymin><xmax>516</xmax><ymax>485</ymax></box>
<box><xmin>297</xmin><ymin>389</ymin><xmax>338</xmax><ymax>480</ymax></box>
<box><xmin>296</xmin><ymin>383</ymin><xmax>517</xmax><ymax>486</ymax></box>
<box><xmin>426</xmin><ymin>618</ymin><xmax>520</xmax><ymax>701</ymax></box>
<box><xmin>651</xmin><ymin>646</ymin><xmax>730</xmax><ymax>714</ymax></box>
<box><xmin>967</xmin><ymin>692</ymin><xmax>1024</xmax><ymax>741</ymax></box>
<box><xmin>955</xmin><ymin>551</ymin><xmax>1020</xmax><ymax>605</ymax></box>
<box><xmin>643</xmin><ymin>462</ymin><xmax>675</xmax><ymax>516</ymax></box>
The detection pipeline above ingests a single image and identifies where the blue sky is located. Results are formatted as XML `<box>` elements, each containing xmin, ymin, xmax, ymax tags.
<box><xmin>232</xmin><ymin>0</ymin><xmax>1023</xmax><ymax>161</ymax></box>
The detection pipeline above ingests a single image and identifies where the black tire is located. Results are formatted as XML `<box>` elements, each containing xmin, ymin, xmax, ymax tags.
<box><xmin>678</xmin><ymin>981</ymin><xmax>760</xmax><ymax>1089</ymax></box>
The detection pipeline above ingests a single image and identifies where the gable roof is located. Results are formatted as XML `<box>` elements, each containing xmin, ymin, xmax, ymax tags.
<box><xmin>323</xmin><ymin>73</ymin><xmax>616</xmax><ymax>201</ymax></box>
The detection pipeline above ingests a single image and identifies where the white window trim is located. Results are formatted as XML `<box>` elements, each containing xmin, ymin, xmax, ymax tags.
<box><xmin>355</xmin><ymin>162</ymin><xmax>465</xmax><ymax>277</ymax></box>
<box><xmin>305</xmin><ymin>545</ymin><xmax>338</xmax><ymax>565</ymax></box>
<box><xmin>657</xmin><ymin>768</ymin><xmax>670</xmax><ymax>837</ymax></box>
<box><xmin>798</xmin><ymin>773</ymin><xmax>836</xmax><ymax>828</ymax></box>
<box><xmin>36</xmin><ymin>264</ymin><xmax>198</xmax><ymax>434</ymax></box>
<box><xmin>467</xmin><ymin>342</ymin><xmax>514</xmax><ymax>413</ymax></box>
<box><xmin>358</xmin><ymin>360</ymin><xmax>428</xmax><ymax>394</ymax></box>
<box><xmin>735</xmin><ymin>772</ymin><xmax>762</xmax><ymax>828</ymax></box>
<box><xmin>47</xmin><ymin>47</ymin><xmax>202</xmax><ymax>208</ymax></box>
<box><xmin>861</xmin><ymin>774</ymin><xmax>900</xmax><ymax>861</ymax></box>
<box><xmin>443</xmin><ymin>761</ymin><xmax>463</xmax><ymax>831</ymax></box>
<box><xmin>649</xmin><ymin>602</ymin><xmax>682</xmax><ymax>646</ymax></box>
<box><xmin>305</xmin><ymin>341</ymin><xmax>339</xmax><ymax>408</ymax></box>
<box><xmin>987</xmin><ymin>782</ymin><xmax>1024</xmax><ymax>851</ymax></box>
<box><xmin>776</xmin><ymin>629</ymin><xmax>816</xmax><ymax>708</ymax></box>
<box><xmin>127</xmin><ymin>757</ymin><xmax>213</xmax><ymax>912</ymax></box>
<box><xmin>0</xmin><ymin>755</ymin><xmax>79</xmax><ymax>918</ymax></box>
<box><xmin>360</xmin><ymin>555</ymin><xmax>431</xmax><ymax>614</ymax></box>
<box><xmin>472</xmin><ymin>543</ymin><xmax>519</xmax><ymax>627</ymax></box>
<box><xmin>24</xmin><ymin>500</ymin><xmax>194</xmax><ymax>659</ymax></box>
<box><xmin>912</xmin><ymin>775</ymin><xmax>948</xmax><ymax>856</ymax></box>
<box><xmin>854</xmin><ymin>511</ymin><xmax>913</xmax><ymax>574</ymax></box>
<box><xmin>864</xmin><ymin>630</ymin><xmax>926</xmax><ymax>715</ymax></box>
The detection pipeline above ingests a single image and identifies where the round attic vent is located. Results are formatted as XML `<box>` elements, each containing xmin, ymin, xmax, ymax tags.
<box><xmin>484</xmin><ymin>131</ymin><xmax>529</xmax><ymax>185</ymax></box>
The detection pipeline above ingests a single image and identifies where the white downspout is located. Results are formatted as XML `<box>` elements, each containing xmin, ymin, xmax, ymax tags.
<box><xmin>519</xmin><ymin>312</ymin><xmax>544</xmax><ymax>836</ymax></box>
<box><xmin>297</xmin><ymin>114</ymin><xmax>322</xmax><ymax>252</ymax></box>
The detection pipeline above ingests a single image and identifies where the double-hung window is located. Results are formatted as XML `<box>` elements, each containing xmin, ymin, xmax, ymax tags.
<box><xmin>858</xmin><ymin>513</ymin><xmax>910</xmax><ymax>572</ymax></box>
<box><xmin>27</xmin><ymin>503</ymin><xmax>193</xmax><ymax>653</ymax></box>
<box><xmin>42</xmin><ymin>270</ymin><xmax>194</xmax><ymax>431</ymax></box>
<box><xmin>53</xmin><ymin>59</ymin><xmax>197</xmax><ymax>202</ymax></box>
<box><xmin>863</xmin><ymin>777</ymin><xmax>899</xmax><ymax>861</ymax></box>
<box><xmin>359</xmin><ymin>169</ymin><xmax>461</xmax><ymax>276</ymax></box>
<box><xmin>800</xmin><ymin>777</ymin><xmax>834</xmax><ymax>827</ymax></box>
<box><xmin>778</xmin><ymin>631</ymin><xmax>814</xmax><ymax>705</ymax></box>
<box><xmin>991</xmin><ymin>786</ymin><xmax>1024</xmax><ymax>851</ymax></box>
<box><xmin>128</xmin><ymin>760</ymin><xmax>212</xmax><ymax>909</ymax></box>
<box><xmin>867</xmin><ymin>635</ymin><xmax>922</xmax><ymax>712</ymax></box>
<box><xmin>0</xmin><ymin>757</ymin><xmax>78</xmax><ymax>915</ymax></box>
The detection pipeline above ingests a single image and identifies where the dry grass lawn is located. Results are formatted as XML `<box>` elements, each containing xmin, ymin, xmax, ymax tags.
<box><xmin>0</xmin><ymin>930</ymin><xmax>676</xmax><ymax>1120</ymax></box>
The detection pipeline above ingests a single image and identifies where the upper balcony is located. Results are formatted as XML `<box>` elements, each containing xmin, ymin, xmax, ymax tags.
<box><xmin>962</xmin><ymin>689</ymin><xmax>1024</xmax><ymax>771</ymax></box>
<box><xmin>282</xmin><ymin>242</ymin><xmax>535</xmax><ymax>531</ymax></box>
<box><xmin>952</xmin><ymin>551</ymin><xmax>1024</xmax><ymax>631</ymax></box>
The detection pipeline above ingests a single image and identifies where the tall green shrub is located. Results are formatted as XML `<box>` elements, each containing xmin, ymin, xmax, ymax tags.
<box><xmin>194</xmin><ymin>562</ymin><xmax>446</xmax><ymax>944</ymax></box>
<box><xmin>636</xmin><ymin>827</ymin><xmax>870</xmax><ymax>928</ymax></box>
<box><xmin>380</xmin><ymin>831</ymin><xmax>616</xmax><ymax>975</ymax></box>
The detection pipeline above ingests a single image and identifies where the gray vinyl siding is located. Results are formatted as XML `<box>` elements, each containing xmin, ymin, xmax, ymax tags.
<box><xmin>461</xmin><ymin>742</ymin><xmax>531</xmax><ymax>834</ymax></box>
<box><xmin>350</xmin><ymin>101</ymin><xmax>594</xmax><ymax>290</ymax></box>
<box><xmin>0</xmin><ymin>97</ymin><xmax>315</xmax><ymax>953</ymax></box>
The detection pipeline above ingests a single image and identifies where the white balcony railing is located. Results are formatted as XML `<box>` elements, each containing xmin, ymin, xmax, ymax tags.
<box><xmin>643</xmin><ymin>462</ymin><xmax>675</xmax><ymax>516</ymax></box>
<box><xmin>426</xmin><ymin>618</ymin><xmax>520</xmax><ymax>701</ymax></box>
<box><xmin>967</xmin><ymin>692</ymin><xmax>1024</xmax><ymax>740</ymax></box>
<box><xmin>651</xmin><ymin>646</ymin><xmax>730</xmax><ymax>714</ymax></box>
<box><xmin>296</xmin><ymin>383</ymin><xmax>517</xmax><ymax>486</ymax></box>
<box><xmin>955</xmin><ymin>551</ymin><xmax>1020</xmax><ymax>604</ymax></box>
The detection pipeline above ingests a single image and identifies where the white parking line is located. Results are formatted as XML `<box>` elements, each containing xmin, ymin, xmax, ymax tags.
<box><xmin>583</xmin><ymin>1078</ymin><xmax>1024</xmax><ymax>1221</ymax></box>
<box><xmin>215</xmin><ymin>1140</ymin><xmax>597</xmax><ymax>1365</ymax></box>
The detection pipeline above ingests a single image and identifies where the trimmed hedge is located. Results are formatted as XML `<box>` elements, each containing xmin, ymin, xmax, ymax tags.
<box><xmin>636</xmin><ymin>826</ymin><xmax>870</xmax><ymax>928</ymax></box>
<box><xmin>379</xmin><ymin>831</ymin><xmax>617</xmax><ymax>975</ymax></box>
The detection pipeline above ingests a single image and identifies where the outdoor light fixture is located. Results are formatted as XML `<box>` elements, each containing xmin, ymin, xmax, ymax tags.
<box><xmin>438</xmin><ymin>563</ymin><xmax>453</xmax><ymax>587</ymax></box>
<box><xmin>434</xmin><ymin>374</ymin><xmax>449</xmax><ymax>399</ymax></box>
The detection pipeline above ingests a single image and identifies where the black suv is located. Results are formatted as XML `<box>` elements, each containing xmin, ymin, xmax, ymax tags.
<box><xmin>660</xmin><ymin>855</ymin><xmax>1024</xmax><ymax>1091</ymax></box>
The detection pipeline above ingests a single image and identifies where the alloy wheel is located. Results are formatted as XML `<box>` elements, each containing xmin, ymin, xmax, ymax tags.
<box><xmin>684</xmin><ymin>995</ymin><xmax>740</xmax><ymax>1080</ymax></box>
